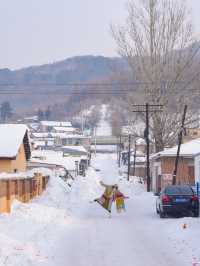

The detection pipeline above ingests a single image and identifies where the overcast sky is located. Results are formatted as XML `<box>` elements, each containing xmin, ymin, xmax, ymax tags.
<box><xmin>0</xmin><ymin>0</ymin><xmax>200</xmax><ymax>69</ymax></box>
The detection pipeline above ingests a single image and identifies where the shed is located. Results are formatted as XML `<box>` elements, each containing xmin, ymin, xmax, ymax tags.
<box><xmin>0</xmin><ymin>124</ymin><xmax>31</xmax><ymax>173</ymax></box>
<box><xmin>151</xmin><ymin>138</ymin><xmax>200</xmax><ymax>192</ymax></box>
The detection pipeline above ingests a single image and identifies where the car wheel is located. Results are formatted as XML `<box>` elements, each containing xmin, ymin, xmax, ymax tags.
<box><xmin>159</xmin><ymin>207</ymin><xmax>165</xmax><ymax>218</ymax></box>
<box><xmin>193</xmin><ymin>210</ymin><xmax>199</xmax><ymax>217</ymax></box>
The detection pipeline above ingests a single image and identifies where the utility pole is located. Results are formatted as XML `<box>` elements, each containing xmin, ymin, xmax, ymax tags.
<box><xmin>145</xmin><ymin>103</ymin><xmax>150</xmax><ymax>192</ymax></box>
<box><xmin>94</xmin><ymin>127</ymin><xmax>97</xmax><ymax>156</ymax></box>
<box><xmin>118</xmin><ymin>135</ymin><xmax>122</xmax><ymax>167</ymax></box>
<box><xmin>172</xmin><ymin>105</ymin><xmax>187</xmax><ymax>185</ymax></box>
<box><xmin>133</xmin><ymin>140</ymin><xmax>137</xmax><ymax>177</ymax></box>
<box><xmin>127</xmin><ymin>134</ymin><xmax>131</xmax><ymax>181</ymax></box>
<box><xmin>132</xmin><ymin>103</ymin><xmax>163</xmax><ymax>192</ymax></box>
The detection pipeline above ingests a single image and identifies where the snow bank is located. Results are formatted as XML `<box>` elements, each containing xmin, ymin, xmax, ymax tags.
<box><xmin>0</xmin><ymin>174</ymin><xmax>72</xmax><ymax>266</ymax></box>
<box><xmin>1</xmin><ymin>153</ymin><xmax>200</xmax><ymax>266</ymax></box>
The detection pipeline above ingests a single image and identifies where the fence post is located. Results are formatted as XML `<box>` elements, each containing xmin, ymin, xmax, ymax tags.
<box><xmin>6</xmin><ymin>180</ymin><xmax>11</xmax><ymax>213</ymax></box>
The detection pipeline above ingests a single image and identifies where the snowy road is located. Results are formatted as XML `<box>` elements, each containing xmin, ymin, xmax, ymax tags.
<box><xmin>1</xmin><ymin>154</ymin><xmax>200</xmax><ymax>266</ymax></box>
<box><xmin>53</xmin><ymin>154</ymin><xmax>199</xmax><ymax>266</ymax></box>
<box><xmin>96</xmin><ymin>105</ymin><xmax>112</xmax><ymax>136</ymax></box>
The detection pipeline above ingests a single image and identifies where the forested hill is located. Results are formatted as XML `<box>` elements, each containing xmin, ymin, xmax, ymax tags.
<box><xmin>0</xmin><ymin>55</ymin><xmax>128</xmax><ymax>85</ymax></box>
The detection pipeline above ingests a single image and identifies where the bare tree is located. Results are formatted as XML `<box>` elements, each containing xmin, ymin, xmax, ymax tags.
<box><xmin>112</xmin><ymin>0</ymin><xmax>200</xmax><ymax>151</ymax></box>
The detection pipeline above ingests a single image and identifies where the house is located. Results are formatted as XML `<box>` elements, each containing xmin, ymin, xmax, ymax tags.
<box><xmin>52</xmin><ymin>126</ymin><xmax>78</xmax><ymax>134</ymax></box>
<box><xmin>40</xmin><ymin>121</ymin><xmax>72</xmax><ymax>132</ymax></box>
<box><xmin>183</xmin><ymin>128</ymin><xmax>200</xmax><ymax>143</ymax></box>
<box><xmin>62</xmin><ymin>145</ymin><xmax>88</xmax><ymax>156</ymax></box>
<box><xmin>151</xmin><ymin>138</ymin><xmax>200</xmax><ymax>193</ymax></box>
<box><xmin>62</xmin><ymin>145</ymin><xmax>90</xmax><ymax>173</ymax></box>
<box><xmin>130</xmin><ymin>155</ymin><xmax>146</xmax><ymax>178</ymax></box>
<box><xmin>29</xmin><ymin>149</ymin><xmax>87</xmax><ymax>178</ymax></box>
<box><xmin>54</xmin><ymin>134</ymin><xmax>91</xmax><ymax>148</ymax></box>
<box><xmin>33</xmin><ymin>140</ymin><xmax>54</xmax><ymax>150</ymax></box>
<box><xmin>121</xmin><ymin>150</ymin><xmax>146</xmax><ymax>177</ymax></box>
<box><xmin>0</xmin><ymin>124</ymin><xmax>31</xmax><ymax>173</ymax></box>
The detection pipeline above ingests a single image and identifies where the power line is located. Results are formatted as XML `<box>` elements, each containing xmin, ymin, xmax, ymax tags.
<box><xmin>0</xmin><ymin>80</ymin><xmax>187</xmax><ymax>87</ymax></box>
<box><xmin>0</xmin><ymin>80</ymin><xmax>197</xmax><ymax>95</ymax></box>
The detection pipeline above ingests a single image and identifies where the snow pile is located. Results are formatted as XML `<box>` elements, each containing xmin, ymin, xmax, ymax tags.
<box><xmin>0</xmin><ymin>172</ymin><xmax>34</xmax><ymax>180</ymax></box>
<box><xmin>0</xmin><ymin>175</ymin><xmax>71</xmax><ymax>266</ymax></box>
<box><xmin>28</xmin><ymin>167</ymin><xmax>53</xmax><ymax>177</ymax></box>
<box><xmin>1</xmin><ymin>153</ymin><xmax>200</xmax><ymax>266</ymax></box>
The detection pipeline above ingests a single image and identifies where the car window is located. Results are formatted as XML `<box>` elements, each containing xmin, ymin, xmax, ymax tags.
<box><xmin>165</xmin><ymin>186</ymin><xmax>193</xmax><ymax>195</ymax></box>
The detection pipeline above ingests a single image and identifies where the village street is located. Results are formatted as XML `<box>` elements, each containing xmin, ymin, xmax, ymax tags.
<box><xmin>0</xmin><ymin>152</ymin><xmax>200</xmax><ymax>266</ymax></box>
<box><xmin>50</xmin><ymin>153</ymin><xmax>200</xmax><ymax>266</ymax></box>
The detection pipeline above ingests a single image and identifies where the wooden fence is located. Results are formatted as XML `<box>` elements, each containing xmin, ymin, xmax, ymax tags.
<box><xmin>0</xmin><ymin>173</ymin><xmax>49</xmax><ymax>213</ymax></box>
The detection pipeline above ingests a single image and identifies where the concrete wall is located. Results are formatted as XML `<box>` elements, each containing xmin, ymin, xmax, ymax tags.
<box><xmin>151</xmin><ymin>161</ymin><xmax>161</xmax><ymax>192</ymax></box>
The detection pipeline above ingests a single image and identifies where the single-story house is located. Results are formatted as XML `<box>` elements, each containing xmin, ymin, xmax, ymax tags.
<box><xmin>33</xmin><ymin>140</ymin><xmax>54</xmax><ymax>150</ymax></box>
<box><xmin>53</xmin><ymin>134</ymin><xmax>91</xmax><ymax>148</ymax></box>
<box><xmin>151</xmin><ymin>138</ymin><xmax>200</xmax><ymax>193</ymax></box>
<box><xmin>40</xmin><ymin>121</ymin><xmax>72</xmax><ymax>132</ymax></box>
<box><xmin>0</xmin><ymin>124</ymin><xmax>31</xmax><ymax>173</ymax></box>
<box><xmin>52</xmin><ymin>126</ymin><xmax>78</xmax><ymax>134</ymax></box>
<box><xmin>29</xmin><ymin>149</ymin><xmax>88</xmax><ymax>177</ymax></box>
<box><xmin>183</xmin><ymin>128</ymin><xmax>200</xmax><ymax>143</ymax></box>
<box><xmin>62</xmin><ymin>145</ymin><xmax>88</xmax><ymax>156</ymax></box>
<box><xmin>130</xmin><ymin>156</ymin><xmax>146</xmax><ymax>178</ymax></box>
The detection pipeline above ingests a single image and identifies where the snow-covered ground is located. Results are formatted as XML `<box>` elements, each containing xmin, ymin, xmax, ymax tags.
<box><xmin>1</xmin><ymin>153</ymin><xmax>200</xmax><ymax>266</ymax></box>
<box><xmin>96</xmin><ymin>105</ymin><xmax>112</xmax><ymax>136</ymax></box>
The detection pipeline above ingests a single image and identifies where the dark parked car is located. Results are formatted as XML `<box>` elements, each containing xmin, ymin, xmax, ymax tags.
<box><xmin>156</xmin><ymin>185</ymin><xmax>199</xmax><ymax>218</ymax></box>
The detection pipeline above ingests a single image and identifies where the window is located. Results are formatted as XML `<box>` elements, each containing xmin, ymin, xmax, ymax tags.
<box><xmin>165</xmin><ymin>185</ymin><xmax>193</xmax><ymax>195</ymax></box>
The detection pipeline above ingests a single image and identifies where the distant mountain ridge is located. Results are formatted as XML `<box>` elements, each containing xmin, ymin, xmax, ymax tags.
<box><xmin>0</xmin><ymin>55</ymin><xmax>129</xmax><ymax>86</ymax></box>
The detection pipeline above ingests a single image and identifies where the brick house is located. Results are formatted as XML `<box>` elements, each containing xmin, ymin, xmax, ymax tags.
<box><xmin>0</xmin><ymin>124</ymin><xmax>31</xmax><ymax>173</ymax></box>
<box><xmin>151</xmin><ymin>138</ymin><xmax>200</xmax><ymax>193</ymax></box>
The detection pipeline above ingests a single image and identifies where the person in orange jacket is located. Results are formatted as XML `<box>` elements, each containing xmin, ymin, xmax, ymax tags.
<box><xmin>94</xmin><ymin>181</ymin><xmax>117</xmax><ymax>213</ymax></box>
<box><xmin>114</xmin><ymin>185</ymin><xmax>129</xmax><ymax>213</ymax></box>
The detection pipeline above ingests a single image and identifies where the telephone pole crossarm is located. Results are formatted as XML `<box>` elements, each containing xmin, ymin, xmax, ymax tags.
<box><xmin>132</xmin><ymin>103</ymin><xmax>163</xmax><ymax>192</ymax></box>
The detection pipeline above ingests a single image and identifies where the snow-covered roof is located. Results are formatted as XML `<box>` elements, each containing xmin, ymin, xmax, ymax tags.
<box><xmin>131</xmin><ymin>156</ymin><xmax>146</xmax><ymax>163</ymax></box>
<box><xmin>24</xmin><ymin>116</ymin><xmax>38</xmax><ymax>121</ymax></box>
<box><xmin>40</xmin><ymin>121</ymin><xmax>72</xmax><ymax>127</ymax></box>
<box><xmin>62</xmin><ymin>145</ymin><xmax>88</xmax><ymax>154</ymax></box>
<box><xmin>152</xmin><ymin>138</ymin><xmax>200</xmax><ymax>159</ymax></box>
<box><xmin>0</xmin><ymin>124</ymin><xmax>29</xmax><ymax>158</ymax></box>
<box><xmin>33</xmin><ymin>140</ymin><xmax>54</xmax><ymax>147</ymax></box>
<box><xmin>28</xmin><ymin>123</ymin><xmax>39</xmax><ymax>131</ymax></box>
<box><xmin>31</xmin><ymin>150</ymin><xmax>83</xmax><ymax>171</ymax></box>
<box><xmin>53</xmin><ymin>127</ymin><xmax>77</xmax><ymax>132</ymax></box>
<box><xmin>32</xmin><ymin>132</ymin><xmax>50</xmax><ymax>138</ymax></box>
<box><xmin>52</xmin><ymin>134</ymin><xmax>90</xmax><ymax>139</ymax></box>
<box><xmin>28</xmin><ymin>167</ymin><xmax>53</xmax><ymax>177</ymax></box>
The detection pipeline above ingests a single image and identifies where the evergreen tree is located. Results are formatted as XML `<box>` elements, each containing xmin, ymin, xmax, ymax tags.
<box><xmin>37</xmin><ymin>108</ymin><xmax>44</xmax><ymax>121</ymax></box>
<box><xmin>0</xmin><ymin>101</ymin><xmax>13</xmax><ymax>122</ymax></box>
<box><xmin>45</xmin><ymin>106</ymin><xmax>51</xmax><ymax>120</ymax></box>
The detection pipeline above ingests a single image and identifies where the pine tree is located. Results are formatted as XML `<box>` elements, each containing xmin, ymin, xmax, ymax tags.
<box><xmin>0</xmin><ymin>101</ymin><xmax>13</xmax><ymax>122</ymax></box>
<box><xmin>37</xmin><ymin>109</ymin><xmax>44</xmax><ymax>121</ymax></box>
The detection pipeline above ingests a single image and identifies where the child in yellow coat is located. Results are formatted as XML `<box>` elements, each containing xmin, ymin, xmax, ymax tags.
<box><xmin>114</xmin><ymin>186</ymin><xmax>129</xmax><ymax>213</ymax></box>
